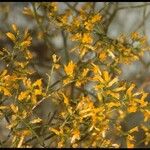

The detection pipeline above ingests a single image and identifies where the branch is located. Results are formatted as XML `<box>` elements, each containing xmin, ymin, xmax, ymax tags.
<box><xmin>118</xmin><ymin>3</ymin><xmax>150</xmax><ymax>10</ymax></box>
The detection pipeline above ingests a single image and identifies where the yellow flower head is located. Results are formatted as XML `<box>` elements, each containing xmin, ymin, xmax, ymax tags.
<box><xmin>82</xmin><ymin>33</ymin><xmax>93</xmax><ymax>44</ymax></box>
<box><xmin>91</xmin><ymin>14</ymin><xmax>102</xmax><ymax>23</ymax></box>
<box><xmin>64</xmin><ymin>60</ymin><xmax>76</xmax><ymax>77</ymax></box>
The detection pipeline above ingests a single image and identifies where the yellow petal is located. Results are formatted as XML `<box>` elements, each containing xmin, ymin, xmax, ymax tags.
<box><xmin>103</xmin><ymin>71</ymin><xmax>110</xmax><ymax>82</ymax></box>
<box><xmin>17</xmin><ymin>136</ymin><xmax>24</xmax><ymax>148</ymax></box>
<box><xmin>127</xmin><ymin>84</ymin><xmax>135</xmax><ymax>98</ymax></box>
<box><xmin>61</xmin><ymin>93</ymin><xmax>69</xmax><ymax>106</ymax></box>
<box><xmin>26</xmin><ymin>50</ymin><xmax>33</xmax><ymax>59</ymax></box>
<box><xmin>81</xmin><ymin>68</ymin><xmax>89</xmax><ymax>77</ymax></box>
<box><xmin>1</xmin><ymin>87</ymin><xmax>11</xmax><ymax>96</ymax></box>
<box><xmin>91</xmin><ymin>63</ymin><xmax>102</xmax><ymax>75</ymax></box>
<box><xmin>64</xmin><ymin>61</ymin><xmax>76</xmax><ymax>77</ymax></box>
<box><xmin>18</xmin><ymin>91</ymin><xmax>29</xmax><ymax>101</ymax></box>
<box><xmin>97</xmin><ymin>92</ymin><xmax>103</xmax><ymax>102</ymax></box>
<box><xmin>71</xmin><ymin>130</ymin><xmax>80</xmax><ymax>143</ymax></box>
<box><xmin>1</xmin><ymin>69</ymin><xmax>7</xmax><ymax>76</ymax></box>
<box><xmin>12</xmin><ymin>24</ymin><xmax>17</xmax><ymax>32</ymax></box>
<box><xmin>107</xmin><ymin>77</ymin><xmax>118</xmax><ymax>87</ymax></box>
<box><xmin>30</xmin><ymin>117</ymin><xmax>42</xmax><ymax>124</ymax></box>
<box><xmin>129</xmin><ymin>126</ymin><xmax>138</xmax><ymax>134</ymax></box>
<box><xmin>113</xmin><ymin>86</ymin><xmax>126</xmax><ymax>92</ymax></box>
<box><xmin>52</xmin><ymin>54</ymin><xmax>57</xmax><ymax>63</ymax></box>
<box><xmin>128</xmin><ymin>105</ymin><xmax>137</xmax><ymax>113</ymax></box>
<box><xmin>141</xmin><ymin>93</ymin><xmax>148</xmax><ymax>101</ymax></box>
<box><xmin>108</xmin><ymin>102</ymin><xmax>121</xmax><ymax>108</ymax></box>
<box><xmin>20</xmin><ymin>40</ymin><xmax>31</xmax><ymax>47</ymax></box>
<box><xmin>10</xmin><ymin>104</ymin><xmax>18</xmax><ymax>113</ymax></box>
<box><xmin>49</xmin><ymin>127</ymin><xmax>60</xmax><ymax>135</ymax></box>
<box><xmin>0</xmin><ymin>106</ymin><xmax>8</xmax><ymax>110</ymax></box>
<box><xmin>6</xmin><ymin>32</ymin><xmax>16</xmax><ymax>42</ymax></box>
<box><xmin>106</xmin><ymin>90</ymin><xmax>120</xmax><ymax>99</ymax></box>
<box><xmin>99</xmin><ymin>51</ymin><xmax>107</xmax><ymax>61</ymax></box>
<box><xmin>22</xmin><ymin>129</ymin><xmax>31</xmax><ymax>136</ymax></box>
<box><xmin>127</xmin><ymin>135</ymin><xmax>135</xmax><ymax>148</ymax></box>
<box><xmin>33</xmin><ymin>79</ymin><xmax>42</xmax><ymax>88</ymax></box>
<box><xmin>34</xmin><ymin>89</ymin><xmax>42</xmax><ymax>95</ymax></box>
<box><xmin>31</xmin><ymin>94</ymin><xmax>37</xmax><ymax>104</ymax></box>
<box><xmin>127</xmin><ymin>140</ymin><xmax>134</xmax><ymax>148</ymax></box>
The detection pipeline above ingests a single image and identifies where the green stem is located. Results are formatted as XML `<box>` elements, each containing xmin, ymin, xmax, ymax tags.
<box><xmin>17</xmin><ymin>114</ymin><xmax>45</xmax><ymax>147</ymax></box>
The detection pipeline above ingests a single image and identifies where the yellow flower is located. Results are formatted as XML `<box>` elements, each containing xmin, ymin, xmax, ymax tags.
<box><xmin>107</xmin><ymin>77</ymin><xmax>118</xmax><ymax>87</ymax></box>
<box><xmin>127</xmin><ymin>134</ymin><xmax>135</xmax><ymax>148</ymax></box>
<box><xmin>11</xmin><ymin>24</ymin><xmax>18</xmax><ymax>32</ymax></box>
<box><xmin>72</xmin><ymin>18</ymin><xmax>80</xmax><ymax>28</ymax></box>
<box><xmin>23</xmin><ymin>78</ymin><xmax>31</xmax><ymax>88</ymax></box>
<box><xmin>71</xmin><ymin>130</ymin><xmax>80</xmax><ymax>143</ymax></box>
<box><xmin>91</xmin><ymin>63</ymin><xmax>102</xmax><ymax>75</ymax></box>
<box><xmin>64</xmin><ymin>60</ymin><xmax>76</xmax><ymax>77</ymax></box>
<box><xmin>26</xmin><ymin>50</ymin><xmax>33</xmax><ymax>59</ymax></box>
<box><xmin>52</xmin><ymin>54</ymin><xmax>57</xmax><ymax>63</ymax></box>
<box><xmin>63</xmin><ymin>78</ymin><xmax>71</xmax><ymax>85</ymax></box>
<box><xmin>58</xmin><ymin>141</ymin><xmax>64</xmax><ymax>148</ymax></box>
<box><xmin>6</xmin><ymin>32</ymin><xmax>16</xmax><ymax>42</ymax></box>
<box><xmin>18</xmin><ymin>91</ymin><xmax>29</xmax><ymax>101</ymax></box>
<box><xmin>81</xmin><ymin>68</ymin><xmax>89</xmax><ymax>77</ymax></box>
<box><xmin>103</xmin><ymin>71</ymin><xmax>110</xmax><ymax>82</ymax></box>
<box><xmin>99</xmin><ymin>51</ymin><xmax>107</xmax><ymax>61</ymax></box>
<box><xmin>126</xmin><ymin>84</ymin><xmax>136</xmax><ymax>98</ymax></box>
<box><xmin>20</xmin><ymin>40</ymin><xmax>31</xmax><ymax>47</ymax></box>
<box><xmin>33</xmin><ymin>79</ymin><xmax>42</xmax><ymax>88</ymax></box>
<box><xmin>71</xmin><ymin>33</ymin><xmax>82</xmax><ymax>41</ymax></box>
<box><xmin>128</xmin><ymin>126</ymin><xmax>138</xmax><ymax>134</ymax></box>
<box><xmin>143</xmin><ymin>110</ymin><xmax>150</xmax><ymax>122</ymax></box>
<box><xmin>131</xmin><ymin>32</ymin><xmax>140</xmax><ymax>40</ymax></box>
<box><xmin>0</xmin><ymin>106</ymin><xmax>8</xmax><ymax>110</ymax></box>
<box><xmin>50</xmin><ymin>2</ymin><xmax>58</xmax><ymax>12</ymax></box>
<box><xmin>84</xmin><ymin>21</ymin><xmax>94</xmax><ymax>31</ymax></box>
<box><xmin>34</xmin><ymin>89</ymin><xmax>42</xmax><ymax>95</ymax></box>
<box><xmin>61</xmin><ymin>93</ymin><xmax>69</xmax><ymax>106</ymax></box>
<box><xmin>75</xmin><ymin>81</ymin><xmax>82</xmax><ymax>87</ymax></box>
<box><xmin>10</xmin><ymin>104</ymin><xmax>18</xmax><ymax>113</ymax></box>
<box><xmin>82</xmin><ymin>33</ymin><xmax>93</xmax><ymax>44</ymax></box>
<box><xmin>91</xmin><ymin>14</ymin><xmax>102</xmax><ymax>23</ymax></box>
<box><xmin>31</xmin><ymin>94</ymin><xmax>37</xmax><ymax>104</ymax></box>
<box><xmin>0</xmin><ymin>87</ymin><xmax>11</xmax><ymax>96</ymax></box>
<box><xmin>140</xmin><ymin>36</ymin><xmax>147</xmax><ymax>45</ymax></box>
<box><xmin>30</xmin><ymin>117</ymin><xmax>42</xmax><ymax>124</ymax></box>
<box><xmin>49</xmin><ymin>127</ymin><xmax>60</xmax><ymax>135</ymax></box>
<box><xmin>106</xmin><ymin>90</ymin><xmax>120</xmax><ymax>99</ymax></box>
<box><xmin>137</xmin><ymin>93</ymin><xmax>148</xmax><ymax>107</ymax></box>
<box><xmin>128</xmin><ymin>104</ymin><xmax>137</xmax><ymax>113</ymax></box>
<box><xmin>23</xmin><ymin>7</ymin><xmax>33</xmax><ymax>16</ymax></box>
<box><xmin>21</xmin><ymin>129</ymin><xmax>31</xmax><ymax>137</ymax></box>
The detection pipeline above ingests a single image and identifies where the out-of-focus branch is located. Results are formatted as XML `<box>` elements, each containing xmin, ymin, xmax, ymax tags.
<box><xmin>61</xmin><ymin>30</ymin><xmax>69</xmax><ymax>64</ymax></box>
<box><xmin>103</xmin><ymin>3</ymin><xmax>119</xmax><ymax>34</ymax></box>
<box><xmin>118</xmin><ymin>3</ymin><xmax>150</xmax><ymax>10</ymax></box>
<box><xmin>134</xmin><ymin>11</ymin><xmax>150</xmax><ymax>32</ymax></box>
<box><xmin>65</xmin><ymin>2</ymin><xmax>79</xmax><ymax>14</ymax></box>
<box><xmin>31</xmin><ymin>2</ymin><xmax>55</xmax><ymax>54</ymax></box>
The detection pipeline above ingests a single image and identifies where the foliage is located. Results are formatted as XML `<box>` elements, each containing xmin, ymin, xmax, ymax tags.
<box><xmin>0</xmin><ymin>2</ymin><xmax>150</xmax><ymax>148</ymax></box>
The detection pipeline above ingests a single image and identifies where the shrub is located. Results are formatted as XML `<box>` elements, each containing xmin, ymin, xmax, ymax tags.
<box><xmin>0</xmin><ymin>2</ymin><xmax>150</xmax><ymax>148</ymax></box>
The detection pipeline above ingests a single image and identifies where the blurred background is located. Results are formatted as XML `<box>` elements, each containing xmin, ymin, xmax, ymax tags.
<box><xmin>0</xmin><ymin>2</ymin><xmax>150</xmax><ymax>147</ymax></box>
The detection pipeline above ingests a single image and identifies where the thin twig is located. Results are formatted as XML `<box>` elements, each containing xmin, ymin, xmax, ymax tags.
<box><xmin>134</xmin><ymin>10</ymin><xmax>150</xmax><ymax>32</ymax></box>
<box><xmin>104</xmin><ymin>3</ymin><xmax>119</xmax><ymax>34</ymax></box>
<box><xmin>61</xmin><ymin>30</ymin><xmax>69</xmax><ymax>64</ymax></box>
<box><xmin>31</xmin><ymin>3</ymin><xmax>55</xmax><ymax>54</ymax></box>
<box><xmin>65</xmin><ymin>2</ymin><xmax>79</xmax><ymax>14</ymax></box>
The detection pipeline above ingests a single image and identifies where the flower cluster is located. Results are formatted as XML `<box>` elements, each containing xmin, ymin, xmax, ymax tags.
<box><xmin>0</xmin><ymin>2</ymin><xmax>150</xmax><ymax>148</ymax></box>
